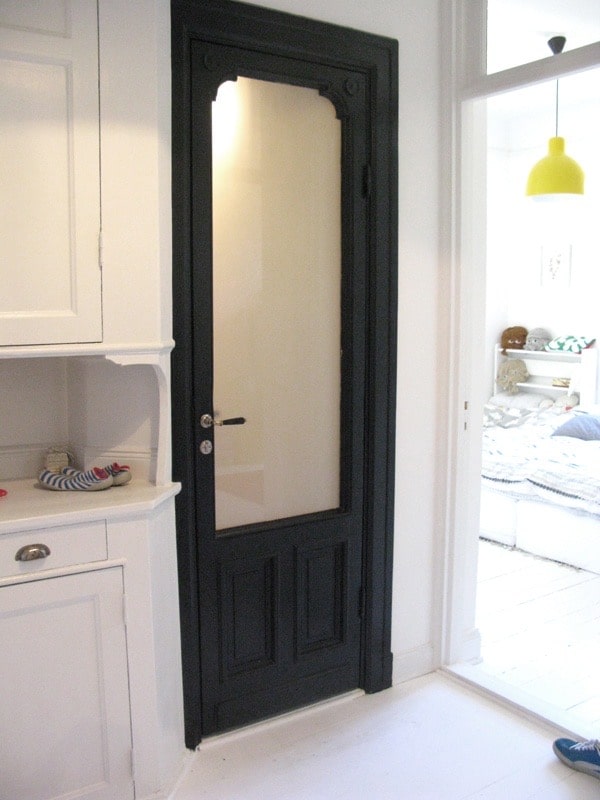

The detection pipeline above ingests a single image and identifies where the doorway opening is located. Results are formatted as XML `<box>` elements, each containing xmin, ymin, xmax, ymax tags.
<box><xmin>457</xmin><ymin>67</ymin><xmax>600</xmax><ymax>738</ymax></box>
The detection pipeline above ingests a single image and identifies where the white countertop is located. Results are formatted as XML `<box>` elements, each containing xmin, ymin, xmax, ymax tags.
<box><xmin>0</xmin><ymin>478</ymin><xmax>181</xmax><ymax>534</ymax></box>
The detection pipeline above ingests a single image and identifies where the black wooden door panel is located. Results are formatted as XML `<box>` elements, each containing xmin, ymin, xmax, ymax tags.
<box><xmin>202</xmin><ymin>517</ymin><xmax>362</xmax><ymax>732</ymax></box>
<box><xmin>220</xmin><ymin>554</ymin><xmax>278</xmax><ymax>676</ymax></box>
<box><xmin>218</xmin><ymin>538</ymin><xmax>353</xmax><ymax>681</ymax></box>
<box><xmin>172</xmin><ymin>0</ymin><xmax>398</xmax><ymax>748</ymax></box>
<box><xmin>188</xmin><ymin>38</ymin><xmax>367</xmax><ymax>734</ymax></box>
<box><xmin>296</xmin><ymin>540</ymin><xmax>347</xmax><ymax>654</ymax></box>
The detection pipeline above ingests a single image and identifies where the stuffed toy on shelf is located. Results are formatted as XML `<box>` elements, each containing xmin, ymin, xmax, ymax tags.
<box><xmin>501</xmin><ymin>326</ymin><xmax>528</xmax><ymax>354</ymax></box>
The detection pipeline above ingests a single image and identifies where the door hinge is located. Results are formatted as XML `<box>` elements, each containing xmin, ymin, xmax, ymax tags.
<box><xmin>358</xmin><ymin>586</ymin><xmax>366</xmax><ymax>619</ymax></box>
<box><xmin>362</xmin><ymin>164</ymin><xmax>372</xmax><ymax>198</ymax></box>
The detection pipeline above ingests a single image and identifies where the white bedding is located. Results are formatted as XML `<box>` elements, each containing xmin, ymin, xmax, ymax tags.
<box><xmin>481</xmin><ymin>405</ymin><xmax>600</xmax><ymax>517</ymax></box>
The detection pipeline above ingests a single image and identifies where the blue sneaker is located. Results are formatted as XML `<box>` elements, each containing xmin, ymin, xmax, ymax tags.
<box><xmin>553</xmin><ymin>738</ymin><xmax>600</xmax><ymax>780</ymax></box>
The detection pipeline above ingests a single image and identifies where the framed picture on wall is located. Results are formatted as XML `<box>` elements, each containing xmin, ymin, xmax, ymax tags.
<box><xmin>540</xmin><ymin>244</ymin><xmax>572</xmax><ymax>288</ymax></box>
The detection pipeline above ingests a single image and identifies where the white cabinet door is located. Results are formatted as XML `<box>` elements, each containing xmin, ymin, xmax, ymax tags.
<box><xmin>0</xmin><ymin>568</ymin><xmax>134</xmax><ymax>800</ymax></box>
<box><xmin>0</xmin><ymin>0</ymin><xmax>102</xmax><ymax>346</ymax></box>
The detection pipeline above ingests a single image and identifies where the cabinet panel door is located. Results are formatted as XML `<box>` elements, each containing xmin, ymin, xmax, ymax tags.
<box><xmin>0</xmin><ymin>568</ymin><xmax>133</xmax><ymax>800</ymax></box>
<box><xmin>0</xmin><ymin>0</ymin><xmax>102</xmax><ymax>346</ymax></box>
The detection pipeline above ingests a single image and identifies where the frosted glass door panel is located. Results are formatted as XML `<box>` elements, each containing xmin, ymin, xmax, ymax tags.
<box><xmin>212</xmin><ymin>77</ymin><xmax>341</xmax><ymax>530</ymax></box>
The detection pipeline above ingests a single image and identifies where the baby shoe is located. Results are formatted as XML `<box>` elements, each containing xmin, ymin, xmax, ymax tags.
<box><xmin>62</xmin><ymin>462</ymin><xmax>132</xmax><ymax>486</ymax></box>
<box><xmin>103</xmin><ymin>463</ymin><xmax>132</xmax><ymax>486</ymax></box>
<box><xmin>39</xmin><ymin>467</ymin><xmax>113</xmax><ymax>492</ymax></box>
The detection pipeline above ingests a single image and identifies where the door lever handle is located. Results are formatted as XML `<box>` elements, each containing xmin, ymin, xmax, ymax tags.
<box><xmin>200</xmin><ymin>414</ymin><xmax>246</xmax><ymax>428</ymax></box>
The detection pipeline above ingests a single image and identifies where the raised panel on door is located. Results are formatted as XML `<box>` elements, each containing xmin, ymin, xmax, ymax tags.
<box><xmin>296</xmin><ymin>539</ymin><xmax>347</xmax><ymax>656</ymax></box>
<box><xmin>0</xmin><ymin>568</ymin><xmax>133</xmax><ymax>800</ymax></box>
<box><xmin>0</xmin><ymin>0</ymin><xmax>102</xmax><ymax>346</ymax></box>
<box><xmin>220</xmin><ymin>553</ymin><xmax>279</xmax><ymax>677</ymax></box>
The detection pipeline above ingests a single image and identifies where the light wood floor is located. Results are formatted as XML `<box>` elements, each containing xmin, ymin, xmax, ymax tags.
<box><xmin>171</xmin><ymin>673</ymin><xmax>599</xmax><ymax>799</ymax></box>
<box><xmin>475</xmin><ymin>539</ymin><xmax>600</xmax><ymax>733</ymax></box>
<box><xmin>169</xmin><ymin>544</ymin><xmax>600</xmax><ymax>799</ymax></box>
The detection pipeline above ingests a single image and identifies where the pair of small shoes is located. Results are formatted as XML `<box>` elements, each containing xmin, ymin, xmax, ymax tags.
<box><xmin>553</xmin><ymin>738</ymin><xmax>600</xmax><ymax>780</ymax></box>
<box><xmin>38</xmin><ymin>463</ymin><xmax>132</xmax><ymax>492</ymax></box>
<box><xmin>63</xmin><ymin>463</ymin><xmax>132</xmax><ymax>487</ymax></box>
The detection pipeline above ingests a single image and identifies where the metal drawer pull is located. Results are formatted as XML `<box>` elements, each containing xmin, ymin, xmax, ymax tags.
<box><xmin>15</xmin><ymin>543</ymin><xmax>51</xmax><ymax>562</ymax></box>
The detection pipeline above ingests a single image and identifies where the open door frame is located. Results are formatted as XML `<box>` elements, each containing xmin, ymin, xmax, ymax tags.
<box><xmin>171</xmin><ymin>0</ymin><xmax>398</xmax><ymax>747</ymax></box>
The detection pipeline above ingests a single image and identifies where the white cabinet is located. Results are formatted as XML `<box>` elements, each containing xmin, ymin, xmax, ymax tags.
<box><xmin>0</xmin><ymin>3</ymin><xmax>183</xmax><ymax>796</ymax></box>
<box><xmin>0</xmin><ymin>489</ymin><xmax>185</xmax><ymax>800</ymax></box>
<box><xmin>0</xmin><ymin>0</ymin><xmax>102</xmax><ymax>346</ymax></box>
<box><xmin>0</xmin><ymin>567</ymin><xmax>134</xmax><ymax>800</ymax></box>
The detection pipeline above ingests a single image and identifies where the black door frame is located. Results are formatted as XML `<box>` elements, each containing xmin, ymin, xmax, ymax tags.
<box><xmin>171</xmin><ymin>0</ymin><xmax>398</xmax><ymax>748</ymax></box>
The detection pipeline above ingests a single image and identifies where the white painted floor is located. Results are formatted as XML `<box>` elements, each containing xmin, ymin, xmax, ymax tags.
<box><xmin>170</xmin><ymin>672</ymin><xmax>598</xmax><ymax>800</ymax></box>
<box><xmin>473</xmin><ymin>540</ymin><xmax>600</xmax><ymax>735</ymax></box>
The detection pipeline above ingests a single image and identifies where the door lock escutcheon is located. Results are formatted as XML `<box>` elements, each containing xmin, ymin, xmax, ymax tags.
<box><xmin>199</xmin><ymin>440</ymin><xmax>213</xmax><ymax>455</ymax></box>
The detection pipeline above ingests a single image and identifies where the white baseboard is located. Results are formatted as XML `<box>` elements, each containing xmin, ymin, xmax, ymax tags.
<box><xmin>79</xmin><ymin>446</ymin><xmax>155</xmax><ymax>482</ymax></box>
<box><xmin>0</xmin><ymin>444</ymin><xmax>61</xmax><ymax>481</ymax></box>
<box><xmin>0</xmin><ymin>444</ymin><xmax>155</xmax><ymax>483</ymax></box>
<box><xmin>392</xmin><ymin>643</ymin><xmax>436</xmax><ymax>685</ymax></box>
<box><xmin>442</xmin><ymin>663</ymin><xmax>595</xmax><ymax>742</ymax></box>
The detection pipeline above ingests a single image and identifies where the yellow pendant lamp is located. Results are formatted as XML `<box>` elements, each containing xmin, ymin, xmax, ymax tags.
<box><xmin>525</xmin><ymin>36</ymin><xmax>585</xmax><ymax>199</ymax></box>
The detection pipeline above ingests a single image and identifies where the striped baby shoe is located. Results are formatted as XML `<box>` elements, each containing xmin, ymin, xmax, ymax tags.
<box><xmin>39</xmin><ymin>467</ymin><xmax>113</xmax><ymax>491</ymax></box>
<box><xmin>62</xmin><ymin>463</ymin><xmax>131</xmax><ymax>487</ymax></box>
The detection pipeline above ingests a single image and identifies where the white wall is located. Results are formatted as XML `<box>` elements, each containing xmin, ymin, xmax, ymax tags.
<box><xmin>0</xmin><ymin>359</ymin><xmax>69</xmax><ymax>479</ymax></box>
<box><xmin>485</xmin><ymin>70</ymin><xmax>600</xmax><ymax>398</ymax></box>
<box><xmin>238</xmin><ymin>0</ymin><xmax>444</xmax><ymax>680</ymax></box>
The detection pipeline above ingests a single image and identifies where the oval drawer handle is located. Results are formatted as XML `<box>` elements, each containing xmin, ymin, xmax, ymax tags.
<box><xmin>15</xmin><ymin>543</ymin><xmax>51</xmax><ymax>562</ymax></box>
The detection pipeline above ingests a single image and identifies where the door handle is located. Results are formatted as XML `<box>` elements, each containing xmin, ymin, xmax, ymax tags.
<box><xmin>200</xmin><ymin>414</ymin><xmax>246</xmax><ymax>428</ymax></box>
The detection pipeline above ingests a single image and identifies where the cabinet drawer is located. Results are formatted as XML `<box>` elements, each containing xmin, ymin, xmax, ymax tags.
<box><xmin>0</xmin><ymin>521</ymin><xmax>107</xmax><ymax>579</ymax></box>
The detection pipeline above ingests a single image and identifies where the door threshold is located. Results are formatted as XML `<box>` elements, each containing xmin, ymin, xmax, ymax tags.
<box><xmin>196</xmin><ymin>689</ymin><xmax>365</xmax><ymax>750</ymax></box>
<box><xmin>442</xmin><ymin>663</ymin><xmax>595</xmax><ymax>742</ymax></box>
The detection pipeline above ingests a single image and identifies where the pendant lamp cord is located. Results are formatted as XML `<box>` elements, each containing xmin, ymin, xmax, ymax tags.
<box><xmin>548</xmin><ymin>36</ymin><xmax>566</xmax><ymax>138</ymax></box>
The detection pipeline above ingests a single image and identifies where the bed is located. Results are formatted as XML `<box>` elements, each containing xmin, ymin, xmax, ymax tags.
<box><xmin>480</xmin><ymin>344</ymin><xmax>600</xmax><ymax>574</ymax></box>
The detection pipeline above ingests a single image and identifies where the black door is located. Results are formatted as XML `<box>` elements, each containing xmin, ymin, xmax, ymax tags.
<box><xmin>172</xmin><ymin>0</ymin><xmax>398</xmax><ymax>746</ymax></box>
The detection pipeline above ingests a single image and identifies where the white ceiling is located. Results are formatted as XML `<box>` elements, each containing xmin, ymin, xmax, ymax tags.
<box><xmin>486</xmin><ymin>0</ymin><xmax>599</xmax><ymax>128</ymax></box>
<box><xmin>487</xmin><ymin>0</ymin><xmax>600</xmax><ymax>72</ymax></box>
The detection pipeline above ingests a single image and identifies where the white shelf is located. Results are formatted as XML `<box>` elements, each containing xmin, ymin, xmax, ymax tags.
<box><xmin>0</xmin><ymin>479</ymin><xmax>181</xmax><ymax>535</ymax></box>
<box><xmin>494</xmin><ymin>344</ymin><xmax>598</xmax><ymax>405</ymax></box>
<box><xmin>502</xmin><ymin>347</ymin><xmax>585</xmax><ymax>363</ymax></box>
<box><xmin>0</xmin><ymin>340</ymin><xmax>174</xmax><ymax>361</ymax></box>
<box><xmin>514</xmin><ymin>381</ymin><xmax>568</xmax><ymax>394</ymax></box>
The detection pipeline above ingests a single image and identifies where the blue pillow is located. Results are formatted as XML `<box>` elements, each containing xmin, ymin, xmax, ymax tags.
<box><xmin>552</xmin><ymin>415</ymin><xmax>600</xmax><ymax>441</ymax></box>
